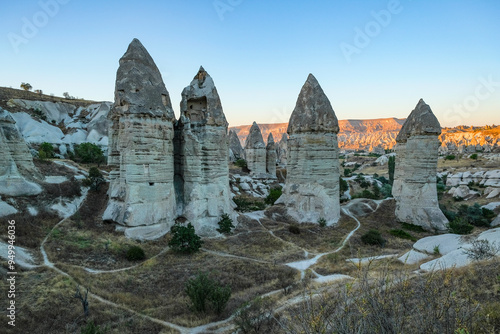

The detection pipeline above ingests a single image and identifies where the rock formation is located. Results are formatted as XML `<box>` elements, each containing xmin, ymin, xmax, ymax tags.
<box><xmin>277</xmin><ymin>133</ymin><xmax>288</xmax><ymax>165</ymax></box>
<box><xmin>0</xmin><ymin>107</ymin><xmax>42</xmax><ymax>196</ymax></box>
<box><xmin>276</xmin><ymin>74</ymin><xmax>340</xmax><ymax>225</ymax></box>
<box><xmin>228</xmin><ymin>129</ymin><xmax>244</xmax><ymax>161</ymax></box>
<box><xmin>392</xmin><ymin>99</ymin><xmax>448</xmax><ymax>231</ymax></box>
<box><xmin>103</xmin><ymin>39</ymin><xmax>177</xmax><ymax>239</ymax></box>
<box><xmin>266</xmin><ymin>133</ymin><xmax>277</xmax><ymax>177</ymax></box>
<box><xmin>244</xmin><ymin>122</ymin><xmax>267</xmax><ymax>175</ymax></box>
<box><xmin>175</xmin><ymin>66</ymin><xmax>234</xmax><ymax>236</ymax></box>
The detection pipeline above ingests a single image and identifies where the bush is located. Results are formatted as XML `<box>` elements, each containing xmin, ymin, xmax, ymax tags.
<box><xmin>217</xmin><ymin>213</ymin><xmax>235</xmax><ymax>235</ymax></box>
<box><xmin>235</xmin><ymin>297</ymin><xmax>279</xmax><ymax>333</ymax></box>
<box><xmin>82</xmin><ymin>167</ymin><xmax>105</xmax><ymax>191</ymax></box>
<box><xmin>185</xmin><ymin>272</ymin><xmax>231</xmax><ymax>314</ymax></box>
<box><xmin>289</xmin><ymin>225</ymin><xmax>301</xmax><ymax>234</ymax></box>
<box><xmin>445</xmin><ymin>154</ymin><xmax>456</xmax><ymax>160</ymax></box>
<box><xmin>470</xmin><ymin>153</ymin><xmax>478</xmax><ymax>160</ymax></box>
<box><xmin>361</xmin><ymin>229</ymin><xmax>385</xmax><ymax>246</ymax></box>
<box><xmin>168</xmin><ymin>222</ymin><xmax>203</xmax><ymax>254</ymax></box>
<box><xmin>265</xmin><ymin>187</ymin><xmax>282</xmax><ymax>205</ymax></box>
<box><xmin>233</xmin><ymin>196</ymin><xmax>266</xmax><ymax>212</ymax></box>
<box><xmin>73</xmin><ymin>143</ymin><xmax>105</xmax><ymax>165</ymax></box>
<box><xmin>388</xmin><ymin>155</ymin><xmax>395</xmax><ymax>185</ymax></box>
<box><xmin>339</xmin><ymin>176</ymin><xmax>349</xmax><ymax>195</ymax></box>
<box><xmin>126</xmin><ymin>245</ymin><xmax>145</xmax><ymax>261</ymax></box>
<box><xmin>459</xmin><ymin>203</ymin><xmax>492</xmax><ymax>227</ymax></box>
<box><xmin>389</xmin><ymin>229</ymin><xmax>417</xmax><ymax>241</ymax></box>
<box><xmin>318</xmin><ymin>217</ymin><xmax>327</xmax><ymax>228</ymax></box>
<box><xmin>234</xmin><ymin>159</ymin><xmax>247</xmax><ymax>168</ymax></box>
<box><xmin>80</xmin><ymin>320</ymin><xmax>109</xmax><ymax>334</ymax></box>
<box><xmin>39</xmin><ymin>142</ymin><xmax>54</xmax><ymax>160</ymax></box>
<box><xmin>463</xmin><ymin>240</ymin><xmax>500</xmax><ymax>261</ymax></box>
<box><xmin>448</xmin><ymin>217</ymin><xmax>474</xmax><ymax>235</ymax></box>
<box><xmin>402</xmin><ymin>222</ymin><xmax>426</xmax><ymax>233</ymax></box>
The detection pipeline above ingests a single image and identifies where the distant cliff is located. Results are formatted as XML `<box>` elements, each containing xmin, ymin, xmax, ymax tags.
<box><xmin>230</xmin><ymin>119</ymin><xmax>500</xmax><ymax>153</ymax></box>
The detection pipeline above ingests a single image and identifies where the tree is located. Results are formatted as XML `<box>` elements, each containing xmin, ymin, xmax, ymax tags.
<box><xmin>63</xmin><ymin>92</ymin><xmax>71</xmax><ymax>99</ymax></box>
<box><xmin>73</xmin><ymin>143</ymin><xmax>105</xmax><ymax>165</ymax></box>
<box><xmin>184</xmin><ymin>272</ymin><xmax>231</xmax><ymax>315</ymax></box>
<box><xmin>168</xmin><ymin>222</ymin><xmax>203</xmax><ymax>254</ymax></box>
<box><xmin>38</xmin><ymin>142</ymin><xmax>55</xmax><ymax>160</ymax></box>
<box><xmin>217</xmin><ymin>213</ymin><xmax>235</xmax><ymax>235</ymax></box>
<box><xmin>388</xmin><ymin>155</ymin><xmax>395</xmax><ymax>185</ymax></box>
<box><xmin>20</xmin><ymin>82</ymin><xmax>32</xmax><ymax>91</ymax></box>
<box><xmin>83</xmin><ymin>167</ymin><xmax>105</xmax><ymax>191</ymax></box>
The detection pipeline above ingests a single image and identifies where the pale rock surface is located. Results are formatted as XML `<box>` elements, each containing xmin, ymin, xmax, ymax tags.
<box><xmin>244</xmin><ymin>122</ymin><xmax>267</xmax><ymax>175</ymax></box>
<box><xmin>266</xmin><ymin>133</ymin><xmax>277</xmax><ymax>177</ymax></box>
<box><xmin>277</xmin><ymin>74</ymin><xmax>340</xmax><ymax>225</ymax></box>
<box><xmin>277</xmin><ymin>133</ymin><xmax>288</xmax><ymax>165</ymax></box>
<box><xmin>103</xmin><ymin>38</ymin><xmax>177</xmax><ymax>234</ymax></box>
<box><xmin>448</xmin><ymin>185</ymin><xmax>479</xmax><ymax>200</ymax></box>
<box><xmin>491</xmin><ymin>215</ymin><xmax>500</xmax><ymax>227</ymax></box>
<box><xmin>485</xmin><ymin>187</ymin><xmax>500</xmax><ymax>199</ymax></box>
<box><xmin>228</xmin><ymin>129</ymin><xmax>244</xmax><ymax>161</ymax></box>
<box><xmin>0</xmin><ymin>200</ymin><xmax>17</xmax><ymax>217</ymax></box>
<box><xmin>175</xmin><ymin>67</ymin><xmax>235</xmax><ymax>236</ymax></box>
<box><xmin>482</xmin><ymin>202</ymin><xmax>500</xmax><ymax>211</ymax></box>
<box><xmin>392</xmin><ymin>99</ymin><xmax>448</xmax><ymax>231</ymax></box>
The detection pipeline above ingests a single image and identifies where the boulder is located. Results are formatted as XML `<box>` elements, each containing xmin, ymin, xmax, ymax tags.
<box><xmin>277</xmin><ymin>74</ymin><xmax>340</xmax><ymax>225</ymax></box>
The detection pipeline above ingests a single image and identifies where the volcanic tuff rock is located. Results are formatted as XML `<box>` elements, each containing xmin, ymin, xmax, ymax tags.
<box><xmin>0</xmin><ymin>107</ymin><xmax>42</xmax><ymax>196</ymax></box>
<box><xmin>392</xmin><ymin>99</ymin><xmax>448</xmax><ymax>231</ymax></box>
<box><xmin>244</xmin><ymin>122</ymin><xmax>267</xmax><ymax>175</ymax></box>
<box><xmin>276</xmin><ymin>74</ymin><xmax>340</xmax><ymax>225</ymax></box>
<box><xmin>103</xmin><ymin>39</ymin><xmax>177</xmax><ymax>237</ymax></box>
<box><xmin>266</xmin><ymin>133</ymin><xmax>277</xmax><ymax>177</ymax></box>
<box><xmin>175</xmin><ymin>66</ymin><xmax>234</xmax><ymax>236</ymax></box>
<box><xmin>277</xmin><ymin>132</ymin><xmax>288</xmax><ymax>165</ymax></box>
<box><xmin>228</xmin><ymin>129</ymin><xmax>244</xmax><ymax>161</ymax></box>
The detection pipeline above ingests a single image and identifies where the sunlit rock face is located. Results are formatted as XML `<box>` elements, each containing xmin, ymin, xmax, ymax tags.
<box><xmin>175</xmin><ymin>67</ymin><xmax>235</xmax><ymax>236</ymax></box>
<box><xmin>103</xmin><ymin>38</ymin><xmax>177</xmax><ymax>234</ymax></box>
<box><xmin>0</xmin><ymin>107</ymin><xmax>42</xmax><ymax>196</ymax></box>
<box><xmin>276</xmin><ymin>74</ymin><xmax>340</xmax><ymax>226</ymax></box>
<box><xmin>277</xmin><ymin>133</ymin><xmax>288</xmax><ymax>165</ymax></box>
<box><xmin>244</xmin><ymin>122</ymin><xmax>267</xmax><ymax>175</ymax></box>
<box><xmin>393</xmin><ymin>99</ymin><xmax>448</xmax><ymax>232</ymax></box>
<box><xmin>266</xmin><ymin>133</ymin><xmax>277</xmax><ymax>177</ymax></box>
<box><xmin>228</xmin><ymin>129</ymin><xmax>244</xmax><ymax>161</ymax></box>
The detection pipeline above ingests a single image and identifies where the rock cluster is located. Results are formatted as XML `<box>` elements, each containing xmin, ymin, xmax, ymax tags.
<box><xmin>175</xmin><ymin>67</ymin><xmax>234</xmax><ymax>236</ymax></box>
<box><xmin>103</xmin><ymin>39</ymin><xmax>177</xmax><ymax>237</ymax></box>
<box><xmin>392</xmin><ymin>99</ymin><xmax>448</xmax><ymax>231</ymax></box>
<box><xmin>244</xmin><ymin>122</ymin><xmax>267</xmax><ymax>175</ymax></box>
<box><xmin>0</xmin><ymin>107</ymin><xmax>42</xmax><ymax>196</ymax></box>
<box><xmin>228</xmin><ymin>129</ymin><xmax>244</xmax><ymax>161</ymax></box>
<box><xmin>266</xmin><ymin>133</ymin><xmax>277</xmax><ymax>177</ymax></box>
<box><xmin>276</xmin><ymin>74</ymin><xmax>340</xmax><ymax>225</ymax></box>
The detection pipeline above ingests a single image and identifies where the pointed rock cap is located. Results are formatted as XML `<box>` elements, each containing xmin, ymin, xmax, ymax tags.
<box><xmin>229</xmin><ymin>130</ymin><xmax>243</xmax><ymax>149</ymax></box>
<box><xmin>266</xmin><ymin>133</ymin><xmax>276</xmax><ymax>149</ymax></box>
<box><xmin>280</xmin><ymin>132</ymin><xmax>288</xmax><ymax>144</ymax></box>
<box><xmin>396</xmin><ymin>99</ymin><xmax>442</xmax><ymax>143</ymax></box>
<box><xmin>113</xmin><ymin>38</ymin><xmax>175</xmax><ymax>119</ymax></box>
<box><xmin>180</xmin><ymin>66</ymin><xmax>228</xmax><ymax>127</ymax></box>
<box><xmin>288</xmin><ymin>74</ymin><xmax>339</xmax><ymax>134</ymax></box>
<box><xmin>245</xmin><ymin>122</ymin><xmax>266</xmax><ymax>149</ymax></box>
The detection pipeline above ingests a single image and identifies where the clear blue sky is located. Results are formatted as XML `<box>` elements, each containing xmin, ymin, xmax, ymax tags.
<box><xmin>1</xmin><ymin>0</ymin><xmax>499</xmax><ymax>127</ymax></box>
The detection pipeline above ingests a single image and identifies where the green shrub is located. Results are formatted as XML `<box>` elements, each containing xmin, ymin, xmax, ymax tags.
<box><xmin>235</xmin><ymin>159</ymin><xmax>247</xmax><ymax>168</ymax></box>
<box><xmin>217</xmin><ymin>213</ymin><xmax>235</xmax><ymax>235</ymax></box>
<box><xmin>361</xmin><ymin>229</ymin><xmax>385</xmax><ymax>246</ymax></box>
<box><xmin>265</xmin><ymin>187</ymin><xmax>282</xmax><ymax>205</ymax></box>
<box><xmin>402</xmin><ymin>222</ymin><xmax>426</xmax><ymax>233</ymax></box>
<box><xmin>234</xmin><ymin>196</ymin><xmax>266</xmax><ymax>212</ymax></box>
<box><xmin>185</xmin><ymin>272</ymin><xmax>231</xmax><ymax>314</ymax></box>
<box><xmin>39</xmin><ymin>142</ymin><xmax>54</xmax><ymax>160</ymax></box>
<box><xmin>458</xmin><ymin>203</ymin><xmax>492</xmax><ymax>227</ymax></box>
<box><xmin>352</xmin><ymin>189</ymin><xmax>378</xmax><ymax>200</ymax></box>
<box><xmin>289</xmin><ymin>225</ymin><xmax>301</xmax><ymax>235</ymax></box>
<box><xmin>381</xmin><ymin>184</ymin><xmax>392</xmax><ymax>198</ymax></box>
<box><xmin>344</xmin><ymin>168</ymin><xmax>352</xmax><ymax>177</ymax></box>
<box><xmin>82</xmin><ymin>167</ymin><xmax>104</xmax><ymax>191</ymax></box>
<box><xmin>80</xmin><ymin>320</ymin><xmax>109</xmax><ymax>334</ymax></box>
<box><xmin>318</xmin><ymin>217</ymin><xmax>327</xmax><ymax>228</ymax></box>
<box><xmin>470</xmin><ymin>153</ymin><xmax>478</xmax><ymax>160</ymax></box>
<box><xmin>168</xmin><ymin>222</ymin><xmax>203</xmax><ymax>254</ymax></box>
<box><xmin>388</xmin><ymin>155</ymin><xmax>395</xmax><ymax>185</ymax></box>
<box><xmin>448</xmin><ymin>217</ymin><xmax>474</xmax><ymax>235</ymax></box>
<box><xmin>73</xmin><ymin>142</ymin><xmax>105</xmax><ymax>165</ymax></box>
<box><xmin>126</xmin><ymin>245</ymin><xmax>145</xmax><ymax>261</ymax></box>
<box><xmin>463</xmin><ymin>240</ymin><xmax>500</xmax><ymax>261</ymax></box>
<box><xmin>339</xmin><ymin>176</ymin><xmax>349</xmax><ymax>195</ymax></box>
<box><xmin>389</xmin><ymin>229</ymin><xmax>417</xmax><ymax>241</ymax></box>
<box><xmin>445</xmin><ymin>154</ymin><xmax>456</xmax><ymax>160</ymax></box>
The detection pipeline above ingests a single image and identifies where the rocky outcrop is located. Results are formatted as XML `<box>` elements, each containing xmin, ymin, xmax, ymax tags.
<box><xmin>266</xmin><ymin>133</ymin><xmax>277</xmax><ymax>177</ymax></box>
<box><xmin>277</xmin><ymin>133</ymin><xmax>288</xmax><ymax>165</ymax></box>
<box><xmin>175</xmin><ymin>66</ymin><xmax>235</xmax><ymax>236</ymax></box>
<box><xmin>439</xmin><ymin>126</ymin><xmax>500</xmax><ymax>154</ymax></box>
<box><xmin>228</xmin><ymin>129</ymin><xmax>244</xmax><ymax>161</ymax></box>
<box><xmin>0</xmin><ymin>107</ymin><xmax>42</xmax><ymax>196</ymax></box>
<box><xmin>276</xmin><ymin>74</ymin><xmax>340</xmax><ymax>225</ymax></box>
<box><xmin>103</xmin><ymin>39</ymin><xmax>177</xmax><ymax>237</ymax></box>
<box><xmin>244</xmin><ymin>122</ymin><xmax>267</xmax><ymax>175</ymax></box>
<box><xmin>393</xmin><ymin>99</ymin><xmax>448</xmax><ymax>231</ymax></box>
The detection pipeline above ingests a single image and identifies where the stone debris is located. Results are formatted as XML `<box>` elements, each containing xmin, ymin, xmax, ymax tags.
<box><xmin>0</xmin><ymin>107</ymin><xmax>42</xmax><ymax>196</ymax></box>
<box><xmin>266</xmin><ymin>133</ymin><xmax>277</xmax><ymax>177</ymax></box>
<box><xmin>175</xmin><ymin>66</ymin><xmax>235</xmax><ymax>236</ymax></box>
<box><xmin>392</xmin><ymin>99</ymin><xmax>448</xmax><ymax>231</ymax></box>
<box><xmin>276</xmin><ymin>74</ymin><xmax>340</xmax><ymax>225</ymax></box>
<box><xmin>102</xmin><ymin>39</ymin><xmax>177</xmax><ymax>237</ymax></box>
<box><xmin>228</xmin><ymin>129</ymin><xmax>244</xmax><ymax>161</ymax></box>
<box><xmin>244</xmin><ymin>122</ymin><xmax>267</xmax><ymax>175</ymax></box>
